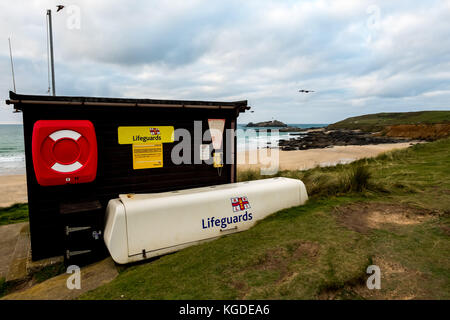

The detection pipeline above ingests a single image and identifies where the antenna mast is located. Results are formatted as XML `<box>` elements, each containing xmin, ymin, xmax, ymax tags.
<box><xmin>8</xmin><ymin>37</ymin><xmax>16</xmax><ymax>92</ymax></box>
<box><xmin>47</xmin><ymin>9</ymin><xmax>56</xmax><ymax>96</ymax></box>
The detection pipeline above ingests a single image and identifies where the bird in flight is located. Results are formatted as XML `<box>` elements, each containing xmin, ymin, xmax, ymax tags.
<box><xmin>56</xmin><ymin>5</ymin><xmax>65</xmax><ymax>12</ymax></box>
<box><xmin>298</xmin><ymin>89</ymin><xmax>315</xmax><ymax>93</ymax></box>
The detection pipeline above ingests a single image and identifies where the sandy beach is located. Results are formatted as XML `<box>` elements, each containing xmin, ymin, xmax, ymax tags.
<box><xmin>0</xmin><ymin>142</ymin><xmax>414</xmax><ymax>207</ymax></box>
<box><xmin>237</xmin><ymin>142</ymin><xmax>415</xmax><ymax>172</ymax></box>
<box><xmin>0</xmin><ymin>175</ymin><xmax>27</xmax><ymax>208</ymax></box>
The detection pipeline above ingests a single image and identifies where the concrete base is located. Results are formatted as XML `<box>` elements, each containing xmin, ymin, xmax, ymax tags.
<box><xmin>0</xmin><ymin>222</ymin><xmax>28</xmax><ymax>280</ymax></box>
<box><xmin>1</xmin><ymin>222</ymin><xmax>118</xmax><ymax>299</ymax></box>
<box><xmin>0</xmin><ymin>222</ymin><xmax>63</xmax><ymax>284</ymax></box>
<box><xmin>2</xmin><ymin>257</ymin><xmax>118</xmax><ymax>300</ymax></box>
<box><xmin>5</xmin><ymin>224</ymin><xmax>30</xmax><ymax>282</ymax></box>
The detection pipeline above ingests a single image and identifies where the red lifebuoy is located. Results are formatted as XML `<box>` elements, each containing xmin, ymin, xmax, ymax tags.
<box><xmin>32</xmin><ymin>120</ymin><xmax>98</xmax><ymax>186</ymax></box>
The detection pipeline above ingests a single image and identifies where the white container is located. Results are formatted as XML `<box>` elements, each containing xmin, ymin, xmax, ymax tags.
<box><xmin>104</xmin><ymin>177</ymin><xmax>308</xmax><ymax>264</ymax></box>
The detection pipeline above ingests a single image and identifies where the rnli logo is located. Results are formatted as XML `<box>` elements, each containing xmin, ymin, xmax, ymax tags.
<box><xmin>202</xmin><ymin>195</ymin><xmax>253</xmax><ymax>229</ymax></box>
<box><xmin>149</xmin><ymin>128</ymin><xmax>160</xmax><ymax>135</ymax></box>
<box><xmin>231</xmin><ymin>196</ymin><xmax>250</xmax><ymax>213</ymax></box>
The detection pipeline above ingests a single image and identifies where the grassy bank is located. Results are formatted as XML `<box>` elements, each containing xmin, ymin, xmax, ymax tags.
<box><xmin>82</xmin><ymin>138</ymin><xmax>450</xmax><ymax>300</ymax></box>
<box><xmin>0</xmin><ymin>203</ymin><xmax>28</xmax><ymax>226</ymax></box>
<box><xmin>327</xmin><ymin>111</ymin><xmax>450</xmax><ymax>132</ymax></box>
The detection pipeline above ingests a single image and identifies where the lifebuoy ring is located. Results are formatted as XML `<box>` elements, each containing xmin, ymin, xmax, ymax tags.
<box><xmin>48</xmin><ymin>129</ymin><xmax>84</xmax><ymax>173</ymax></box>
<box><xmin>32</xmin><ymin>120</ymin><xmax>97</xmax><ymax>186</ymax></box>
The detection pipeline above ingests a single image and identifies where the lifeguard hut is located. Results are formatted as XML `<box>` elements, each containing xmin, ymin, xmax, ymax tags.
<box><xmin>6</xmin><ymin>91</ymin><xmax>249</xmax><ymax>265</ymax></box>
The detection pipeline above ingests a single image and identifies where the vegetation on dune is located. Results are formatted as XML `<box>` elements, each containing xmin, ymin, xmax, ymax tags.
<box><xmin>238</xmin><ymin>163</ymin><xmax>377</xmax><ymax>197</ymax></box>
<box><xmin>81</xmin><ymin>138</ymin><xmax>450</xmax><ymax>300</ymax></box>
<box><xmin>0</xmin><ymin>203</ymin><xmax>28</xmax><ymax>226</ymax></box>
<box><xmin>327</xmin><ymin>110</ymin><xmax>450</xmax><ymax>132</ymax></box>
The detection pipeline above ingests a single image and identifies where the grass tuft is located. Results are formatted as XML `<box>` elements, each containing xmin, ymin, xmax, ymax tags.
<box><xmin>348</xmin><ymin>165</ymin><xmax>372</xmax><ymax>192</ymax></box>
<box><xmin>238</xmin><ymin>163</ymin><xmax>377</xmax><ymax>198</ymax></box>
<box><xmin>0</xmin><ymin>277</ymin><xmax>10</xmax><ymax>298</ymax></box>
<box><xmin>0</xmin><ymin>203</ymin><xmax>29</xmax><ymax>226</ymax></box>
<box><xmin>237</xmin><ymin>169</ymin><xmax>261</xmax><ymax>182</ymax></box>
<box><xmin>33</xmin><ymin>262</ymin><xmax>66</xmax><ymax>284</ymax></box>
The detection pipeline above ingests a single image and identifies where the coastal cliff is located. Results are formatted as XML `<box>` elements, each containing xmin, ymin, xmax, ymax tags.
<box><xmin>278</xmin><ymin>111</ymin><xmax>450</xmax><ymax>151</ymax></box>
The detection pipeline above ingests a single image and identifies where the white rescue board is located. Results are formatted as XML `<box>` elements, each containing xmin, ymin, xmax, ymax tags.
<box><xmin>104</xmin><ymin>177</ymin><xmax>308</xmax><ymax>264</ymax></box>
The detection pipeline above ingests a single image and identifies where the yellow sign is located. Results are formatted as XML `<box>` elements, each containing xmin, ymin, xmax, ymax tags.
<box><xmin>132</xmin><ymin>144</ymin><xmax>163</xmax><ymax>169</ymax></box>
<box><xmin>213</xmin><ymin>152</ymin><xmax>223</xmax><ymax>168</ymax></box>
<box><xmin>118</xmin><ymin>126</ymin><xmax>174</xmax><ymax>145</ymax></box>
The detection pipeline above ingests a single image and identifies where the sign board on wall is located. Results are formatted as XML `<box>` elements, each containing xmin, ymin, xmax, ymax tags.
<box><xmin>200</xmin><ymin>144</ymin><xmax>211</xmax><ymax>161</ymax></box>
<box><xmin>118</xmin><ymin>126</ymin><xmax>174</xmax><ymax>144</ymax></box>
<box><xmin>207</xmin><ymin>119</ymin><xmax>225</xmax><ymax>150</ymax></box>
<box><xmin>132</xmin><ymin>144</ymin><xmax>163</xmax><ymax>169</ymax></box>
<box><xmin>118</xmin><ymin>126</ymin><xmax>174</xmax><ymax>170</ymax></box>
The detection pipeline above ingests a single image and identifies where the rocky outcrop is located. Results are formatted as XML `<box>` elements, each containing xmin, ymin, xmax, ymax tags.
<box><xmin>246</xmin><ymin>120</ymin><xmax>287</xmax><ymax>127</ymax></box>
<box><xmin>279</xmin><ymin>130</ymin><xmax>409</xmax><ymax>151</ymax></box>
<box><xmin>279</xmin><ymin>126</ymin><xmax>324</xmax><ymax>132</ymax></box>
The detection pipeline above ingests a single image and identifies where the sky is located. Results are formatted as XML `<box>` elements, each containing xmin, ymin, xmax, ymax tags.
<box><xmin>1</xmin><ymin>0</ymin><xmax>450</xmax><ymax>124</ymax></box>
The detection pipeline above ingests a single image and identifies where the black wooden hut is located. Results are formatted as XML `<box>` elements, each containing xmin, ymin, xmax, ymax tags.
<box><xmin>6</xmin><ymin>91</ymin><xmax>249</xmax><ymax>264</ymax></box>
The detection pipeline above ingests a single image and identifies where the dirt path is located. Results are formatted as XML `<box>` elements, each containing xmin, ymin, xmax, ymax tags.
<box><xmin>0</xmin><ymin>222</ymin><xmax>28</xmax><ymax>279</ymax></box>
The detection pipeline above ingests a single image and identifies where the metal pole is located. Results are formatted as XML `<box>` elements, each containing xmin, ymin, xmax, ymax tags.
<box><xmin>47</xmin><ymin>9</ymin><xmax>56</xmax><ymax>96</ymax></box>
<box><xmin>8</xmin><ymin>37</ymin><xmax>16</xmax><ymax>92</ymax></box>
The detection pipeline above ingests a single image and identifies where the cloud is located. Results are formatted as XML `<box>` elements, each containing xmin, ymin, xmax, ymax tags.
<box><xmin>1</xmin><ymin>0</ymin><xmax>450</xmax><ymax>124</ymax></box>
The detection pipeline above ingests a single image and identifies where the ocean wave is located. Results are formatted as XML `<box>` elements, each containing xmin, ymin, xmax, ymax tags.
<box><xmin>0</xmin><ymin>147</ymin><xmax>21</xmax><ymax>151</ymax></box>
<box><xmin>237</xmin><ymin>132</ymin><xmax>303</xmax><ymax>151</ymax></box>
<box><xmin>0</xmin><ymin>154</ymin><xmax>25</xmax><ymax>163</ymax></box>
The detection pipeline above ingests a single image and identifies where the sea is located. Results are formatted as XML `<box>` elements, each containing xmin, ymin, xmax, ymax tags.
<box><xmin>0</xmin><ymin>124</ymin><xmax>26</xmax><ymax>175</ymax></box>
<box><xmin>235</xmin><ymin>123</ymin><xmax>327</xmax><ymax>152</ymax></box>
<box><xmin>0</xmin><ymin>123</ymin><xmax>327</xmax><ymax>175</ymax></box>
